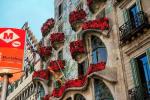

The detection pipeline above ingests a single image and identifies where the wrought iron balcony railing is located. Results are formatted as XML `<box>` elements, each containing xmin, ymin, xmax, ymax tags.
<box><xmin>119</xmin><ymin>11</ymin><xmax>150</xmax><ymax>43</ymax></box>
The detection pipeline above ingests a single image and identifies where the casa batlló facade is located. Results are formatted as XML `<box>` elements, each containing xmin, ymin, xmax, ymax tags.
<box><xmin>5</xmin><ymin>0</ymin><xmax>150</xmax><ymax>100</ymax></box>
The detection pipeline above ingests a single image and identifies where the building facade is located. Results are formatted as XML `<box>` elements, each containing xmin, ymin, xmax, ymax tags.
<box><xmin>3</xmin><ymin>0</ymin><xmax>150</xmax><ymax>100</ymax></box>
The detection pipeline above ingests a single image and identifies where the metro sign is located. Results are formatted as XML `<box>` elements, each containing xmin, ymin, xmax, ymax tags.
<box><xmin>0</xmin><ymin>28</ymin><xmax>26</xmax><ymax>82</ymax></box>
<box><xmin>0</xmin><ymin>28</ymin><xmax>25</xmax><ymax>49</ymax></box>
<box><xmin>0</xmin><ymin>29</ymin><xmax>19</xmax><ymax>43</ymax></box>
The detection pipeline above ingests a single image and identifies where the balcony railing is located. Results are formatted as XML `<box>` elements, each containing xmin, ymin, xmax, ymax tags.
<box><xmin>119</xmin><ymin>11</ymin><xmax>150</xmax><ymax>43</ymax></box>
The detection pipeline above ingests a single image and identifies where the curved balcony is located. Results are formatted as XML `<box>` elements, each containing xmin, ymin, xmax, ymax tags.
<box><xmin>38</xmin><ymin>46</ymin><xmax>52</xmax><ymax>61</ymax></box>
<box><xmin>69</xmin><ymin>9</ymin><xmax>86</xmax><ymax>32</ymax></box>
<box><xmin>48</xmin><ymin>60</ymin><xmax>65</xmax><ymax>71</ymax></box>
<box><xmin>69</xmin><ymin>40</ymin><xmax>86</xmax><ymax>62</ymax></box>
<box><xmin>41</xmin><ymin>18</ymin><xmax>55</xmax><ymax>37</ymax></box>
<box><xmin>32</xmin><ymin>69</ymin><xmax>50</xmax><ymax>81</ymax></box>
<box><xmin>82</xmin><ymin>17</ymin><xmax>109</xmax><ymax>31</ymax></box>
<box><xmin>119</xmin><ymin>11</ymin><xmax>150</xmax><ymax>45</ymax></box>
<box><xmin>50</xmin><ymin>32</ymin><xmax>65</xmax><ymax>50</ymax></box>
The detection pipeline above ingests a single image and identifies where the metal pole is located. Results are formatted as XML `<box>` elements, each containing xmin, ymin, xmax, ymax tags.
<box><xmin>1</xmin><ymin>74</ymin><xmax>9</xmax><ymax>100</ymax></box>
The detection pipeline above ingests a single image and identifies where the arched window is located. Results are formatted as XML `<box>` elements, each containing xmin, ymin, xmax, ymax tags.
<box><xmin>66</xmin><ymin>97</ymin><xmax>72</xmax><ymax>100</ymax></box>
<box><xmin>37</xmin><ymin>82</ymin><xmax>45</xmax><ymax>99</ymax></box>
<box><xmin>94</xmin><ymin>79</ymin><xmax>114</xmax><ymax>100</ymax></box>
<box><xmin>91</xmin><ymin>36</ymin><xmax>107</xmax><ymax>64</ymax></box>
<box><xmin>74</xmin><ymin>94</ymin><xmax>86</xmax><ymax>100</ymax></box>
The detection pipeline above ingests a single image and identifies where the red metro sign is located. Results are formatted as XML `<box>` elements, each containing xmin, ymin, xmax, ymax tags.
<box><xmin>0</xmin><ymin>28</ymin><xmax>26</xmax><ymax>82</ymax></box>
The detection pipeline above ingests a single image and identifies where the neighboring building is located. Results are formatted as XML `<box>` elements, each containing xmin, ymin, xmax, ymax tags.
<box><xmin>6</xmin><ymin>23</ymin><xmax>41</xmax><ymax>100</ymax></box>
<box><xmin>116</xmin><ymin>0</ymin><xmax>150</xmax><ymax>100</ymax></box>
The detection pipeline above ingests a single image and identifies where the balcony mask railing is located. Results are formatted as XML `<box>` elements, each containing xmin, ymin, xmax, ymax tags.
<box><xmin>119</xmin><ymin>11</ymin><xmax>149</xmax><ymax>42</ymax></box>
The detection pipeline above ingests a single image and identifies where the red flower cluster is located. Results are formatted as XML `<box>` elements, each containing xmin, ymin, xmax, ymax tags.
<box><xmin>51</xmin><ymin>76</ymin><xmax>87</xmax><ymax>98</ymax></box>
<box><xmin>39</xmin><ymin>46</ymin><xmax>52</xmax><ymax>57</ymax></box>
<box><xmin>87</xmin><ymin>62</ymin><xmax>106</xmax><ymax>75</ymax></box>
<box><xmin>42</xmin><ymin>94</ymin><xmax>50</xmax><ymax>100</ymax></box>
<box><xmin>82</xmin><ymin>17</ymin><xmax>109</xmax><ymax>30</ymax></box>
<box><xmin>69</xmin><ymin>9</ymin><xmax>86</xmax><ymax>24</ymax></box>
<box><xmin>70</xmin><ymin>40</ymin><xmax>85</xmax><ymax>59</ymax></box>
<box><xmin>48</xmin><ymin>60</ymin><xmax>65</xmax><ymax>71</ymax></box>
<box><xmin>32</xmin><ymin>69</ymin><xmax>50</xmax><ymax>80</ymax></box>
<box><xmin>87</xmin><ymin>0</ymin><xmax>93</xmax><ymax>7</ymax></box>
<box><xmin>50</xmin><ymin>61</ymin><xmax>105</xmax><ymax>98</ymax></box>
<box><xmin>41</xmin><ymin>18</ymin><xmax>55</xmax><ymax>36</ymax></box>
<box><xmin>50</xmin><ymin>32</ymin><xmax>65</xmax><ymax>46</ymax></box>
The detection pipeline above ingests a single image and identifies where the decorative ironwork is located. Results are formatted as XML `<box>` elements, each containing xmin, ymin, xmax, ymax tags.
<box><xmin>119</xmin><ymin>11</ymin><xmax>150</xmax><ymax>43</ymax></box>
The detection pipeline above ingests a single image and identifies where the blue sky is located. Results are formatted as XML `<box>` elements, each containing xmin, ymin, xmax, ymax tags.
<box><xmin>0</xmin><ymin>0</ymin><xmax>54</xmax><ymax>40</ymax></box>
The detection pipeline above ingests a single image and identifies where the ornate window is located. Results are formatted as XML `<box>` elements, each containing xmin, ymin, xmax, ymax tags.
<box><xmin>37</xmin><ymin>82</ymin><xmax>45</xmax><ymax>99</ymax></box>
<box><xmin>129</xmin><ymin>49</ymin><xmax>150</xmax><ymax>99</ymax></box>
<box><xmin>74</xmin><ymin>94</ymin><xmax>86</xmax><ymax>100</ymax></box>
<box><xmin>91</xmin><ymin>36</ymin><xmax>107</xmax><ymax>64</ymax></box>
<box><xmin>58</xmin><ymin>50</ymin><xmax>63</xmax><ymax>60</ymax></box>
<box><xmin>66</xmin><ymin>97</ymin><xmax>72</xmax><ymax>100</ymax></box>
<box><xmin>94</xmin><ymin>79</ymin><xmax>114</xmax><ymax>100</ymax></box>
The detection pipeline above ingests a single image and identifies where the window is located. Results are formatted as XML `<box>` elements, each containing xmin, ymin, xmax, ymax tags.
<box><xmin>78</xmin><ymin>61</ymin><xmax>87</xmax><ymax>78</ymax></box>
<box><xmin>128</xmin><ymin>4</ymin><xmax>141</xmax><ymax>28</ymax></box>
<box><xmin>96</xmin><ymin>8</ymin><xmax>105</xmax><ymax>19</ymax></box>
<box><xmin>58</xmin><ymin>3</ymin><xmax>63</xmax><ymax>19</ymax></box>
<box><xmin>74</xmin><ymin>94</ymin><xmax>85</xmax><ymax>100</ymax></box>
<box><xmin>58</xmin><ymin>24</ymin><xmax>63</xmax><ymax>32</ymax></box>
<box><xmin>66</xmin><ymin>97</ymin><xmax>72</xmax><ymax>100</ymax></box>
<box><xmin>58</xmin><ymin>50</ymin><xmax>63</xmax><ymax>60</ymax></box>
<box><xmin>130</xmin><ymin>50</ymin><xmax>150</xmax><ymax>99</ymax></box>
<box><xmin>91</xmin><ymin>36</ymin><xmax>107</xmax><ymax>64</ymax></box>
<box><xmin>77</xmin><ymin>3</ymin><xmax>83</xmax><ymax>10</ymax></box>
<box><xmin>38</xmin><ymin>83</ymin><xmax>45</xmax><ymax>98</ymax></box>
<box><xmin>94</xmin><ymin>79</ymin><xmax>114</xmax><ymax>100</ymax></box>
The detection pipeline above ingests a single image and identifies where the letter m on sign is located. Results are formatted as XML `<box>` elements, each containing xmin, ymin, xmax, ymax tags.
<box><xmin>0</xmin><ymin>29</ymin><xmax>19</xmax><ymax>43</ymax></box>
<box><xmin>3</xmin><ymin>32</ymin><xmax>13</xmax><ymax>39</ymax></box>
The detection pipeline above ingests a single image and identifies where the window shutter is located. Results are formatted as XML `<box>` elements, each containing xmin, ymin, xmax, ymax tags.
<box><xmin>146</xmin><ymin>48</ymin><xmax>150</xmax><ymax>93</ymax></box>
<box><xmin>130</xmin><ymin>58</ymin><xmax>144</xmax><ymax>100</ymax></box>
<box><xmin>146</xmin><ymin>48</ymin><xmax>150</xmax><ymax>67</ymax></box>
<box><xmin>130</xmin><ymin>58</ymin><xmax>141</xmax><ymax>87</ymax></box>
<box><xmin>123</xmin><ymin>9</ymin><xmax>129</xmax><ymax>23</ymax></box>
<box><xmin>136</xmin><ymin>0</ymin><xmax>142</xmax><ymax>11</ymax></box>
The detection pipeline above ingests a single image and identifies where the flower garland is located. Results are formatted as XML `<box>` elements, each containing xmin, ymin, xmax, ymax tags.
<box><xmin>50</xmin><ymin>61</ymin><xmax>105</xmax><ymax>98</ymax></box>
<box><xmin>70</xmin><ymin>40</ymin><xmax>85</xmax><ymax>59</ymax></box>
<box><xmin>50</xmin><ymin>32</ymin><xmax>65</xmax><ymax>47</ymax></box>
<box><xmin>32</xmin><ymin>69</ymin><xmax>50</xmax><ymax>80</ymax></box>
<box><xmin>39</xmin><ymin>46</ymin><xmax>52</xmax><ymax>57</ymax></box>
<box><xmin>48</xmin><ymin>60</ymin><xmax>65</xmax><ymax>71</ymax></box>
<box><xmin>41</xmin><ymin>18</ymin><xmax>55</xmax><ymax>37</ymax></box>
<box><xmin>82</xmin><ymin>17</ymin><xmax>109</xmax><ymax>30</ymax></box>
<box><xmin>69</xmin><ymin>9</ymin><xmax>86</xmax><ymax>24</ymax></box>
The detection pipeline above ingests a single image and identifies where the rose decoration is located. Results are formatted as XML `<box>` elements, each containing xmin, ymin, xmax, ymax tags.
<box><xmin>41</xmin><ymin>18</ymin><xmax>55</xmax><ymax>37</ymax></box>
<box><xmin>32</xmin><ymin>69</ymin><xmax>50</xmax><ymax>80</ymax></box>
<box><xmin>48</xmin><ymin>60</ymin><xmax>65</xmax><ymax>71</ymax></box>
<box><xmin>82</xmin><ymin>17</ymin><xmax>109</xmax><ymax>30</ymax></box>
<box><xmin>69</xmin><ymin>9</ymin><xmax>86</xmax><ymax>31</ymax></box>
<box><xmin>69</xmin><ymin>9</ymin><xmax>86</xmax><ymax>24</ymax></box>
<box><xmin>50</xmin><ymin>61</ymin><xmax>106</xmax><ymax>98</ymax></box>
<box><xmin>50</xmin><ymin>32</ymin><xmax>65</xmax><ymax>49</ymax></box>
<box><xmin>39</xmin><ymin>46</ymin><xmax>52</xmax><ymax>57</ymax></box>
<box><xmin>69</xmin><ymin>40</ymin><xmax>86</xmax><ymax>59</ymax></box>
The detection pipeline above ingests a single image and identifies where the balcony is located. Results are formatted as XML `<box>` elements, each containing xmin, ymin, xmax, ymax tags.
<box><xmin>119</xmin><ymin>11</ymin><xmax>150</xmax><ymax>44</ymax></box>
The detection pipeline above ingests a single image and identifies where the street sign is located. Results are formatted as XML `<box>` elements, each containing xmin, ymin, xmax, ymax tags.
<box><xmin>0</xmin><ymin>28</ymin><xmax>26</xmax><ymax>82</ymax></box>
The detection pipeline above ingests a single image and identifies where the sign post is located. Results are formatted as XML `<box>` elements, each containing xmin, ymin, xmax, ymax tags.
<box><xmin>0</xmin><ymin>28</ymin><xmax>26</xmax><ymax>100</ymax></box>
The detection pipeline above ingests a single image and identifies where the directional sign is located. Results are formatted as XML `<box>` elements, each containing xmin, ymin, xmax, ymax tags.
<box><xmin>0</xmin><ymin>28</ymin><xmax>26</xmax><ymax>82</ymax></box>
